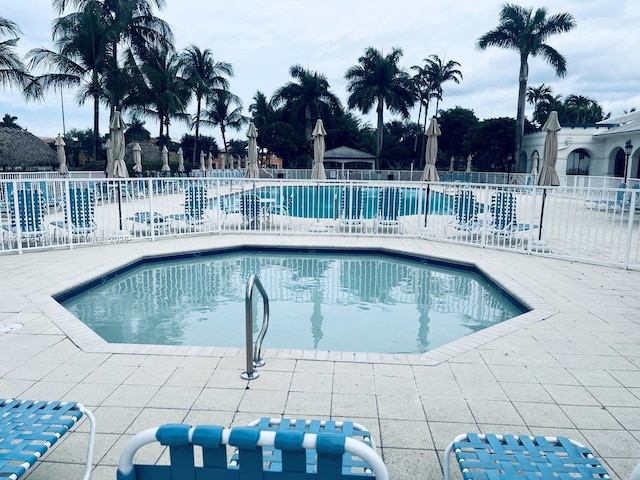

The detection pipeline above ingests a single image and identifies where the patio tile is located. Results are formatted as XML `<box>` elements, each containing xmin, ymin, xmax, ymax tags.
<box><xmin>378</xmin><ymin>419</ymin><xmax>433</xmax><ymax>449</ymax></box>
<box><xmin>331</xmin><ymin>393</ymin><xmax>378</xmax><ymax>418</ymax></box>
<box><xmin>290</xmin><ymin>371</ymin><xmax>332</xmax><ymax>392</ymax></box>
<box><xmin>284</xmin><ymin>391</ymin><xmax>331</xmax><ymax>417</ymax></box>
<box><xmin>125</xmin><ymin>407</ymin><xmax>189</xmax><ymax>434</ymax></box>
<box><xmin>544</xmin><ymin>384</ymin><xmax>599</xmax><ymax>406</ymax></box>
<box><xmin>468</xmin><ymin>400</ymin><xmax>524</xmax><ymax>426</ymax></box>
<box><xmin>122</xmin><ymin>366</ymin><xmax>176</xmax><ymax>385</ymax></box>
<box><xmin>21</xmin><ymin>380</ymin><xmax>76</xmax><ymax>400</ymax></box>
<box><xmin>101</xmin><ymin>384</ymin><xmax>158</xmax><ymax>407</ymax></box>
<box><xmin>560</xmin><ymin>405</ymin><xmax>621</xmax><ymax>429</ymax></box>
<box><xmin>457</xmin><ymin>379</ymin><xmax>509</xmax><ymax>401</ymax></box>
<box><xmin>512</xmin><ymin>402</ymin><xmax>574</xmax><ymax>428</ymax></box>
<box><xmin>192</xmin><ymin>387</ymin><xmax>244</xmax><ymax>411</ymax></box>
<box><xmin>377</xmin><ymin>394</ymin><xmax>425</xmax><ymax>421</ymax></box>
<box><xmin>586</xmin><ymin>386</ymin><xmax>640</xmax><ymax>407</ymax></box>
<box><xmin>147</xmin><ymin>386</ymin><xmax>202</xmax><ymax>409</ymax></box>
<box><xmin>500</xmin><ymin>381</ymin><xmax>554</xmax><ymax>403</ymax></box>
<box><xmin>165</xmin><ymin>367</ymin><xmax>213</xmax><ymax>387</ymax></box>
<box><xmin>333</xmin><ymin>373</ymin><xmax>376</xmax><ymax>395</ymax></box>
<box><xmin>239</xmin><ymin>389</ymin><xmax>288</xmax><ymax>413</ymax></box>
<box><xmin>93</xmin><ymin>405</ymin><xmax>142</xmax><ymax>434</ymax></box>
<box><xmin>422</xmin><ymin>396</ymin><xmax>474</xmax><ymax>423</ymax></box>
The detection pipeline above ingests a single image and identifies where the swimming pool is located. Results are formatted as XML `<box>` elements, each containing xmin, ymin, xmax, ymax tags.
<box><xmin>219</xmin><ymin>185</ymin><xmax>453</xmax><ymax>219</ymax></box>
<box><xmin>57</xmin><ymin>247</ymin><xmax>527</xmax><ymax>354</ymax></box>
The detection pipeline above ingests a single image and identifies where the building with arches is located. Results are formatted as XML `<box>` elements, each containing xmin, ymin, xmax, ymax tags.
<box><xmin>521</xmin><ymin>111</ymin><xmax>640</xmax><ymax>184</ymax></box>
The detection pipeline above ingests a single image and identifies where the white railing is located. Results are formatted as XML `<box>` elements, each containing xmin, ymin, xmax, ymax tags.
<box><xmin>2</xmin><ymin>176</ymin><xmax>639</xmax><ymax>269</ymax></box>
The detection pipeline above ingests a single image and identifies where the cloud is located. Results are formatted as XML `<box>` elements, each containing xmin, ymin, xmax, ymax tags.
<box><xmin>3</xmin><ymin>0</ymin><xmax>639</xmax><ymax>143</ymax></box>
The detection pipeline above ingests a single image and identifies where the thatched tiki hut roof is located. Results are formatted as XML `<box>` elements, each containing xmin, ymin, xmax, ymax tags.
<box><xmin>0</xmin><ymin>127</ymin><xmax>57</xmax><ymax>170</ymax></box>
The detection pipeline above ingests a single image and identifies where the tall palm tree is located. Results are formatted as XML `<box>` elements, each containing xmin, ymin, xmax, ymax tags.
<box><xmin>533</xmin><ymin>93</ymin><xmax>564</xmax><ymax>126</ymax></box>
<box><xmin>203</xmin><ymin>89</ymin><xmax>246</xmax><ymax>168</ymax></box>
<box><xmin>565</xmin><ymin>94</ymin><xmax>595</xmax><ymax>124</ymax></box>
<box><xmin>27</xmin><ymin>1</ymin><xmax>115</xmax><ymax>162</ymax></box>
<box><xmin>526</xmin><ymin>83</ymin><xmax>553</xmax><ymax>107</ymax></box>
<box><xmin>271</xmin><ymin>65</ymin><xmax>341</xmax><ymax>143</ymax></box>
<box><xmin>0</xmin><ymin>17</ymin><xmax>31</xmax><ymax>90</ymax></box>
<box><xmin>345</xmin><ymin>46</ymin><xmax>414</xmax><ymax>165</ymax></box>
<box><xmin>52</xmin><ymin>0</ymin><xmax>173</xmax><ymax>110</ymax></box>
<box><xmin>179</xmin><ymin>45</ymin><xmax>232</xmax><ymax>164</ymax></box>
<box><xmin>477</xmin><ymin>3</ymin><xmax>576</xmax><ymax>159</ymax></box>
<box><xmin>423</xmin><ymin>54</ymin><xmax>462</xmax><ymax>116</ymax></box>
<box><xmin>409</xmin><ymin>64</ymin><xmax>436</xmax><ymax>156</ymax></box>
<box><xmin>249</xmin><ymin>90</ymin><xmax>276</xmax><ymax>134</ymax></box>
<box><xmin>126</xmin><ymin>45</ymin><xmax>190</xmax><ymax>141</ymax></box>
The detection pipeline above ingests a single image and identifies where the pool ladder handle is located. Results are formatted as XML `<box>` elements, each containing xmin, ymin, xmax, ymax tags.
<box><xmin>241</xmin><ymin>274</ymin><xmax>270</xmax><ymax>380</ymax></box>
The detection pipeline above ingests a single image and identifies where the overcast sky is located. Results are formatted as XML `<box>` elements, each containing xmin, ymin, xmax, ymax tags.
<box><xmin>2</xmin><ymin>0</ymin><xmax>640</xmax><ymax>144</ymax></box>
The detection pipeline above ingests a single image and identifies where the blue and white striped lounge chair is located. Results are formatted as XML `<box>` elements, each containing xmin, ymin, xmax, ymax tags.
<box><xmin>444</xmin><ymin>190</ymin><xmax>485</xmax><ymax>237</ymax></box>
<box><xmin>117</xmin><ymin>419</ymin><xmax>388</xmax><ymax>480</ymax></box>
<box><xmin>168</xmin><ymin>184</ymin><xmax>209</xmax><ymax>231</ymax></box>
<box><xmin>50</xmin><ymin>187</ymin><xmax>101</xmax><ymax>242</ymax></box>
<box><xmin>444</xmin><ymin>433</ymin><xmax>640</xmax><ymax>480</ymax></box>
<box><xmin>1</xmin><ymin>187</ymin><xmax>50</xmax><ymax>248</ymax></box>
<box><xmin>0</xmin><ymin>398</ymin><xmax>95</xmax><ymax>480</ymax></box>
<box><xmin>339</xmin><ymin>186</ymin><xmax>365</xmax><ymax>232</ymax></box>
<box><xmin>373</xmin><ymin>187</ymin><xmax>403</xmax><ymax>234</ymax></box>
<box><xmin>485</xmin><ymin>191</ymin><xmax>538</xmax><ymax>244</ymax></box>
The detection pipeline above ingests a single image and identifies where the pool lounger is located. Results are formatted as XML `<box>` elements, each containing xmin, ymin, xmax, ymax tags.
<box><xmin>444</xmin><ymin>433</ymin><xmax>640</xmax><ymax>480</ymax></box>
<box><xmin>0</xmin><ymin>398</ymin><xmax>96</xmax><ymax>480</ymax></box>
<box><xmin>117</xmin><ymin>419</ymin><xmax>389</xmax><ymax>480</ymax></box>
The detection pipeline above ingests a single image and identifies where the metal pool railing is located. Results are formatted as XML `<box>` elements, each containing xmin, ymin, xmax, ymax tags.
<box><xmin>1</xmin><ymin>177</ymin><xmax>640</xmax><ymax>269</ymax></box>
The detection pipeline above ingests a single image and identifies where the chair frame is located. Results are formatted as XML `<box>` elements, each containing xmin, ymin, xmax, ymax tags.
<box><xmin>339</xmin><ymin>186</ymin><xmax>365</xmax><ymax>232</ymax></box>
<box><xmin>0</xmin><ymin>398</ymin><xmax>95</xmax><ymax>480</ymax></box>
<box><xmin>444</xmin><ymin>190</ymin><xmax>484</xmax><ymax>237</ymax></box>
<box><xmin>117</xmin><ymin>422</ymin><xmax>389</xmax><ymax>480</ymax></box>
<box><xmin>373</xmin><ymin>187</ymin><xmax>403</xmax><ymax>234</ymax></box>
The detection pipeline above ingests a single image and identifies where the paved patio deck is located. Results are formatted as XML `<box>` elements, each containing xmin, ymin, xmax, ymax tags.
<box><xmin>1</xmin><ymin>235</ymin><xmax>639</xmax><ymax>479</ymax></box>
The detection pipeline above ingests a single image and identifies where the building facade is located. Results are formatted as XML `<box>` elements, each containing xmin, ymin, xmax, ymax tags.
<box><xmin>521</xmin><ymin>111</ymin><xmax>640</xmax><ymax>184</ymax></box>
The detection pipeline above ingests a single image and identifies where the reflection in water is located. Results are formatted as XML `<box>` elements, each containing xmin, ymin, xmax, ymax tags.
<box><xmin>61</xmin><ymin>250</ymin><xmax>526</xmax><ymax>354</ymax></box>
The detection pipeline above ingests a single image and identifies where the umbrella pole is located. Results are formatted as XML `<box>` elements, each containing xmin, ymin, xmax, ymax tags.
<box><xmin>117</xmin><ymin>181</ymin><xmax>123</xmax><ymax>231</ymax></box>
<box><xmin>538</xmin><ymin>188</ymin><xmax>547</xmax><ymax>241</ymax></box>
<box><xmin>424</xmin><ymin>184</ymin><xmax>431</xmax><ymax>228</ymax></box>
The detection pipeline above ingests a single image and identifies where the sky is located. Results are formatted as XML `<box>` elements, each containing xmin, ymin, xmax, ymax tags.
<box><xmin>2</xmin><ymin>0</ymin><xmax>640</xmax><ymax>145</ymax></box>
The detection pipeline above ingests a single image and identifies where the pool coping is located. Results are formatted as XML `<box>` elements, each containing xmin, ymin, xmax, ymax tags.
<box><xmin>32</xmin><ymin>240</ymin><xmax>558</xmax><ymax>366</ymax></box>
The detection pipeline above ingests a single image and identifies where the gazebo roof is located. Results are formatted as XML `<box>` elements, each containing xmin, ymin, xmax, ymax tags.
<box><xmin>0</xmin><ymin>127</ymin><xmax>57</xmax><ymax>168</ymax></box>
<box><xmin>324</xmin><ymin>146</ymin><xmax>376</xmax><ymax>160</ymax></box>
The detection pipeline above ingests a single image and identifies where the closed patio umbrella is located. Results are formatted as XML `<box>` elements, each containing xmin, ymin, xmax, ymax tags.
<box><xmin>422</xmin><ymin>117</ymin><xmax>441</xmax><ymax>228</ymax></box>
<box><xmin>200</xmin><ymin>150</ymin><xmax>206</xmax><ymax>172</ymax></box>
<box><xmin>177</xmin><ymin>147</ymin><xmax>185</xmax><ymax>173</ymax></box>
<box><xmin>161</xmin><ymin>145</ymin><xmax>171</xmax><ymax>173</ymax></box>
<box><xmin>105</xmin><ymin>139</ymin><xmax>114</xmax><ymax>177</ymax></box>
<box><xmin>538</xmin><ymin>111</ymin><xmax>561</xmax><ymax>187</ymax></box>
<box><xmin>537</xmin><ymin>111</ymin><xmax>561</xmax><ymax>241</ymax></box>
<box><xmin>110</xmin><ymin>109</ymin><xmax>128</xmax><ymax>179</ymax></box>
<box><xmin>245</xmin><ymin>121</ymin><xmax>259</xmax><ymax>178</ymax></box>
<box><xmin>311</xmin><ymin>119</ymin><xmax>327</xmax><ymax>180</ymax></box>
<box><xmin>55</xmin><ymin>133</ymin><xmax>68</xmax><ymax>175</ymax></box>
<box><xmin>466</xmin><ymin>154</ymin><xmax>472</xmax><ymax>173</ymax></box>
<box><xmin>132</xmin><ymin>143</ymin><xmax>143</xmax><ymax>174</ymax></box>
<box><xmin>531</xmin><ymin>151</ymin><xmax>539</xmax><ymax>176</ymax></box>
<box><xmin>206</xmin><ymin>151</ymin><xmax>213</xmax><ymax>171</ymax></box>
<box><xmin>421</xmin><ymin>117</ymin><xmax>440</xmax><ymax>182</ymax></box>
<box><xmin>109</xmin><ymin>109</ymin><xmax>128</xmax><ymax>235</ymax></box>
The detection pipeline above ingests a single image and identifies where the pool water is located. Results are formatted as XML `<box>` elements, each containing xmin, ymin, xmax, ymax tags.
<box><xmin>59</xmin><ymin>248</ymin><xmax>526</xmax><ymax>354</ymax></box>
<box><xmin>221</xmin><ymin>185</ymin><xmax>452</xmax><ymax>219</ymax></box>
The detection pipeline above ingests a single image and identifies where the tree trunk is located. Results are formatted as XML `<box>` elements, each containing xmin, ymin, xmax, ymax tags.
<box><xmin>93</xmin><ymin>94</ymin><xmax>101</xmax><ymax>169</ymax></box>
<box><xmin>413</xmin><ymin>100</ymin><xmax>423</xmax><ymax>156</ymax></box>
<box><xmin>515</xmin><ymin>54</ymin><xmax>529</xmax><ymax>163</ymax></box>
<box><xmin>376</xmin><ymin>96</ymin><xmax>384</xmax><ymax>170</ymax></box>
<box><xmin>220</xmin><ymin>124</ymin><xmax>227</xmax><ymax>169</ymax></box>
<box><xmin>193</xmin><ymin>96</ymin><xmax>201</xmax><ymax>164</ymax></box>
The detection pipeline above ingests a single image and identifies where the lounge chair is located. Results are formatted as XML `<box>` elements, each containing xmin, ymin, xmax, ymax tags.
<box><xmin>167</xmin><ymin>184</ymin><xmax>208</xmax><ymax>231</ymax></box>
<box><xmin>339</xmin><ymin>186</ymin><xmax>365</xmax><ymax>232</ymax></box>
<box><xmin>373</xmin><ymin>187</ymin><xmax>403</xmax><ymax>234</ymax></box>
<box><xmin>0</xmin><ymin>398</ymin><xmax>95</xmax><ymax>480</ymax></box>
<box><xmin>444</xmin><ymin>433</ymin><xmax>640</xmax><ymax>480</ymax></box>
<box><xmin>485</xmin><ymin>191</ymin><xmax>537</xmax><ymax>244</ymax></box>
<box><xmin>584</xmin><ymin>183</ymin><xmax>629</xmax><ymax>212</ymax></box>
<box><xmin>240</xmin><ymin>193</ymin><xmax>263</xmax><ymax>229</ymax></box>
<box><xmin>1</xmin><ymin>187</ymin><xmax>50</xmax><ymax>248</ymax></box>
<box><xmin>126</xmin><ymin>211</ymin><xmax>175</xmax><ymax>236</ymax></box>
<box><xmin>116</xmin><ymin>418</ymin><xmax>389</xmax><ymax>480</ymax></box>
<box><xmin>444</xmin><ymin>190</ymin><xmax>484</xmax><ymax>237</ymax></box>
<box><xmin>269</xmin><ymin>193</ymin><xmax>294</xmax><ymax>229</ymax></box>
<box><xmin>50</xmin><ymin>187</ymin><xmax>101</xmax><ymax>243</ymax></box>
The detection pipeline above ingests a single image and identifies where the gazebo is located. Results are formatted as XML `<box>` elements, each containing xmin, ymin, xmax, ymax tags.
<box><xmin>323</xmin><ymin>146</ymin><xmax>376</xmax><ymax>175</ymax></box>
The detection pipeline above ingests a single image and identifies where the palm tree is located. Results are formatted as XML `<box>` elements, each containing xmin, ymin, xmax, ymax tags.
<box><xmin>423</xmin><ymin>54</ymin><xmax>462</xmax><ymax>116</ymax></box>
<box><xmin>0</xmin><ymin>17</ymin><xmax>31</xmax><ymax>90</ymax></box>
<box><xmin>409</xmin><ymin>64</ymin><xmax>436</xmax><ymax>157</ymax></box>
<box><xmin>477</xmin><ymin>3</ymin><xmax>576</xmax><ymax>159</ymax></box>
<box><xmin>0</xmin><ymin>113</ymin><xmax>21</xmax><ymax>128</ymax></box>
<box><xmin>179</xmin><ymin>45</ymin><xmax>232</xmax><ymax>164</ymax></box>
<box><xmin>526</xmin><ymin>83</ymin><xmax>553</xmax><ymax>107</ymax></box>
<box><xmin>53</xmin><ymin>0</ymin><xmax>173</xmax><ymax>110</ymax></box>
<box><xmin>533</xmin><ymin>93</ymin><xmax>564</xmax><ymax>126</ymax></box>
<box><xmin>345</xmin><ymin>46</ymin><xmax>414</xmax><ymax>165</ymax></box>
<box><xmin>126</xmin><ymin>45</ymin><xmax>190</xmax><ymax>142</ymax></box>
<box><xmin>203</xmin><ymin>89</ymin><xmax>246</xmax><ymax>168</ymax></box>
<box><xmin>249</xmin><ymin>90</ymin><xmax>276</xmax><ymax>134</ymax></box>
<box><xmin>271</xmin><ymin>65</ymin><xmax>342</xmax><ymax>143</ymax></box>
<box><xmin>27</xmin><ymin>1</ymin><xmax>115</xmax><ymax>162</ymax></box>
<box><xmin>565</xmin><ymin>94</ymin><xmax>595</xmax><ymax>124</ymax></box>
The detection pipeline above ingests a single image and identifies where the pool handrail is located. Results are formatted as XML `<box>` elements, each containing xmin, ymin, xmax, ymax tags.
<box><xmin>241</xmin><ymin>274</ymin><xmax>269</xmax><ymax>380</ymax></box>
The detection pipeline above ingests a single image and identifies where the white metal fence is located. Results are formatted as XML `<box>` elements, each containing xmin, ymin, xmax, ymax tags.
<box><xmin>2</xmin><ymin>176</ymin><xmax>639</xmax><ymax>269</ymax></box>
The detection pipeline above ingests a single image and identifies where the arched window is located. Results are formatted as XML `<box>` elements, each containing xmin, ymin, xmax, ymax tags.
<box><xmin>566</xmin><ymin>149</ymin><xmax>590</xmax><ymax>175</ymax></box>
